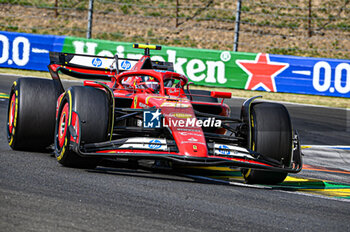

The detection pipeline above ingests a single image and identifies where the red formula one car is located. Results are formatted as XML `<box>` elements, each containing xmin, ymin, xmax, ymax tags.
<box><xmin>7</xmin><ymin>44</ymin><xmax>302</xmax><ymax>184</ymax></box>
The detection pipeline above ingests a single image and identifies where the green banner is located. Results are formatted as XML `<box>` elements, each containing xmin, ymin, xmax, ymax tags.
<box><xmin>62</xmin><ymin>36</ymin><xmax>256</xmax><ymax>89</ymax></box>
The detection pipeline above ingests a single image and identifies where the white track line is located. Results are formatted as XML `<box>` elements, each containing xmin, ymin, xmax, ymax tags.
<box><xmin>302</xmin><ymin>145</ymin><xmax>350</xmax><ymax>149</ymax></box>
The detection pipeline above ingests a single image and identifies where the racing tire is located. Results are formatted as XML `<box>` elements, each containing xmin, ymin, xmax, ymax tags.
<box><xmin>185</xmin><ymin>89</ymin><xmax>218</xmax><ymax>103</ymax></box>
<box><xmin>55</xmin><ymin>86</ymin><xmax>110</xmax><ymax>169</ymax></box>
<box><xmin>242</xmin><ymin>102</ymin><xmax>292</xmax><ymax>184</ymax></box>
<box><xmin>7</xmin><ymin>78</ymin><xmax>60</xmax><ymax>151</ymax></box>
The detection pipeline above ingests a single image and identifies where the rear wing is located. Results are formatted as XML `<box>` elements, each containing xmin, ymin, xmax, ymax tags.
<box><xmin>49</xmin><ymin>52</ymin><xmax>174</xmax><ymax>76</ymax></box>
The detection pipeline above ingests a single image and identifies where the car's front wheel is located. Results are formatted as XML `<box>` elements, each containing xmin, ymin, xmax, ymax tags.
<box><xmin>55</xmin><ymin>86</ymin><xmax>110</xmax><ymax>168</ymax></box>
<box><xmin>242</xmin><ymin>102</ymin><xmax>293</xmax><ymax>184</ymax></box>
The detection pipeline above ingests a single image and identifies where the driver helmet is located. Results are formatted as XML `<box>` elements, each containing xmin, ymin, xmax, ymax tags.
<box><xmin>142</xmin><ymin>76</ymin><xmax>159</xmax><ymax>91</ymax></box>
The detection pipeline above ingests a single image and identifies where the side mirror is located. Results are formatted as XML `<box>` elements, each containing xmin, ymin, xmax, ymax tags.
<box><xmin>211</xmin><ymin>91</ymin><xmax>232</xmax><ymax>99</ymax></box>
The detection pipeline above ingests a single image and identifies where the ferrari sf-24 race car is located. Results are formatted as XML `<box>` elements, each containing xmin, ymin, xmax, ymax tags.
<box><xmin>7</xmin><ymin>44</ymin><xmax>302</xmax><ymax>184</ymax></box>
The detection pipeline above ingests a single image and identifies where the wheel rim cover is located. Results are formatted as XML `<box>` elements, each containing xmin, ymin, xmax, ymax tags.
<box><xmin>8</xmin><ymin>94</ymin><xmax>16</xmax><ymax>134</ymax></box>
<box><xmin>58</xmin><ymin>103</ymin><xmax>69</xmax><ymax>148</ymax></box>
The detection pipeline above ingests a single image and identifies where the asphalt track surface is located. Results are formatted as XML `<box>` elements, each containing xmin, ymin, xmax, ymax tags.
<box><xmin>0</xmin><ymin>74</ymin><xmax>350</xmax><ymax>231</ymax></box>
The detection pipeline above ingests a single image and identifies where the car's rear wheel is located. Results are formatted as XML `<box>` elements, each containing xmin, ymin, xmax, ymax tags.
<box><xmin>242</xmin><ymin>102</ymin><xmax>293</xmax><ymax>184</ymax></box>
<box><xmin>55</xmin><ymin>86</ymin><xmax>110</xmax><ymax>168</ymax></box>
<box><xmin>7</xmin><ymin>78</ymin><xmax>60</xmax><ymax>151</ymax></box>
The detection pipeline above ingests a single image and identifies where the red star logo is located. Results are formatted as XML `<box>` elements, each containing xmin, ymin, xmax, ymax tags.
<box><xmin>236</xmin><ymin>53</ymin><xmax>289</xmax><ymax>92</ymax></box>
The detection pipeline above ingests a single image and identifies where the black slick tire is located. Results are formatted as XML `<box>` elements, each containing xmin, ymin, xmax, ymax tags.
<box><xmin>243</xmin><ymin>102</ymin><xmax>293</xmax><ymax>184</ymax></box>
<box><xmin>55</xmin><ymin>86</ymin><xmax>110</xmax><ymax>169</ymax></box>
<box><xmin>7</xmin><ymin>78</ymin><xmax>60</xmax><ymax>151</ymax></box>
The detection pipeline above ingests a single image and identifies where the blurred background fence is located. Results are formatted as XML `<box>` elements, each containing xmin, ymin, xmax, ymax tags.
<box><xmin>0</xmin><ymin>0</ymin><xmax>349</xmax><ymax>59</ymax></box>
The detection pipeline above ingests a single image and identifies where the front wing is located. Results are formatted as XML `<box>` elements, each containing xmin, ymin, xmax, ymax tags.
<box><xmin>69</xmin><ymin>136</ymin><xmax>302</xmax><ymax>174</ymax></box>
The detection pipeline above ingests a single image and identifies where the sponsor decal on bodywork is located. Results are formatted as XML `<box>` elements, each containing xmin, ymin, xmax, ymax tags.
<box><xmin>119</xmin><ymin>137</ymin><xmax>167</xmax><ymax>151</ymax></box>
<box><xmin>214</xmin><ymin>144</ymin><xmax>254</xmax><ymax>158</ymax></box>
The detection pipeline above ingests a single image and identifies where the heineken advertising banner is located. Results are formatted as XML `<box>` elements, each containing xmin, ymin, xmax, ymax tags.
<box><xmin>1</xmin><ymin>31</ymin><xmax>349</xmax><ymax>98</ymax></box>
